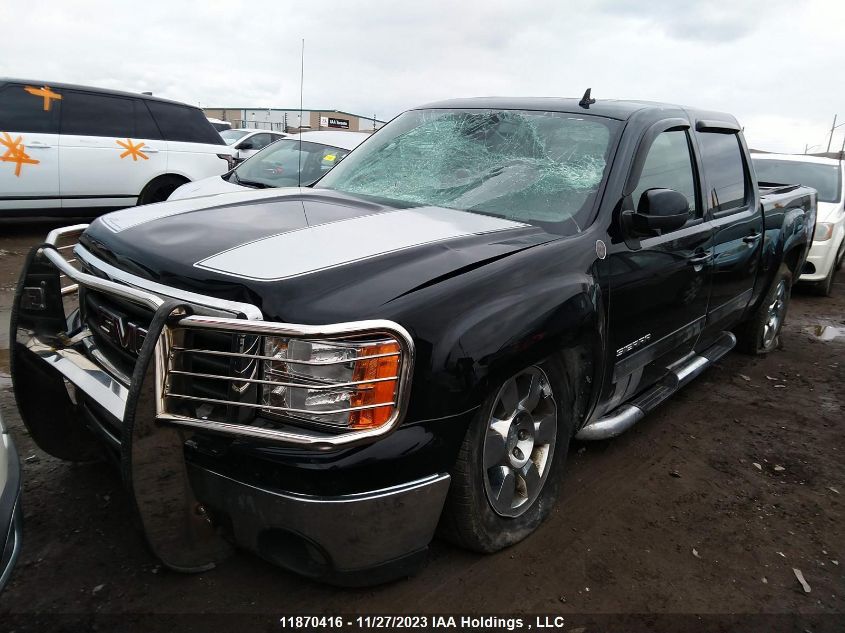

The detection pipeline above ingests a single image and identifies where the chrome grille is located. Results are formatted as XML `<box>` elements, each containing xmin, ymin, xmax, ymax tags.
<box><xmin>160</xmin><ymin>318</ymin><xmax>407</xmax><ymax>429</ymax></box>
<box><xmin>35</xmin><ymin>225</ymin><xmax>416</xmax><ymax>447</ymax></box>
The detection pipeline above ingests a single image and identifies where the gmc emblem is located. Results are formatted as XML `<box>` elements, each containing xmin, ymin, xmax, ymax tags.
<box><xmin>95</xmin><ymin>305</ymin><xmax>148</xmax><ymax>355</ymax></box>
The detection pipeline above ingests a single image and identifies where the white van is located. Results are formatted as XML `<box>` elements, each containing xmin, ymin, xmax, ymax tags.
<box><xmin>0</xmin><ymin>79</ymin><xmax>234</xmax><ymax>216</ymax></box>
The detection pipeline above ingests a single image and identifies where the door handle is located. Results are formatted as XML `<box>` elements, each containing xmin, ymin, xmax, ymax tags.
<box><xmin>26</xmin><ymin>141</ymin><xmax>52</xmax><ymax>148</ymax></box>
<box><xmin>140</xmin><ymin>146</ymin><xmax>159</xmax><ymax>153</ymax></box>
<box><xmin>688</xmin><ymin>252</ymin><xmax>712</xmax><ymax>265</ymax></box>
<box><xmin>742</xmin><ymin>234</ymin><xmax>762</xmax><ymax>245</ymax></box>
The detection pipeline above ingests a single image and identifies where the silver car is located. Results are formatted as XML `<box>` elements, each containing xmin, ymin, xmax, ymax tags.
<box><xmin>0</xmin><ymin>409</ymin><xmax>22</xmax><ymax>592</ymax></box>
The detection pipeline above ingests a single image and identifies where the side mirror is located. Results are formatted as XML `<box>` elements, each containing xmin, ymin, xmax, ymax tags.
<box><xmin>623</xmin><ymin>188</ymin><xmax>690</xmax><ymax>235</ymax></box>
<box><xmin>237</xmin><ymin>140</ymin><xmax>254</xmax><ymax>150</ymax></box>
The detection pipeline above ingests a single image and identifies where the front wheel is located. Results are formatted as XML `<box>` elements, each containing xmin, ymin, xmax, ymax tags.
<box><xmin>736</xmin><ymin>264</ymin><xmax>793</xmax><ymax>355</ymax></box>
<box><xmin>138</xmin><ymin>175</ymin><xmax>188</xmax><ymax>205</ymax></box>
<box><xmin>439</xmin><ymin>362</ymin><xmax>572</xmax><ymax>553</ymax></box>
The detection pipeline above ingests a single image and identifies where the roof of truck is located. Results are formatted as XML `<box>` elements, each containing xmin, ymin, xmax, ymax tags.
<box><xmin>0</xmin><ymin>78</ymin><xmax>196</xmax><ymax>108</ymax></box>
<box><xmin>416</xmin><ymin>96</ymin><xmax>737</xmax><ymax>124</ymax></box>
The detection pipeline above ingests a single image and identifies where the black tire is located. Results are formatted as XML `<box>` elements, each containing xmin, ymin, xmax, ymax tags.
<box><xmin>138</xmin><ymin>175</ymin><xmax>187</xmax><ymax>205</ymax></box>
<box><xmin>439</xmin><ymin>359</ymin><xmax>574</xmax><ymax>553</ymax></box>
<box><xmin>735</xmin><ymin>263</ymin><xmax>793</xmax><ymax>355</ymax></box>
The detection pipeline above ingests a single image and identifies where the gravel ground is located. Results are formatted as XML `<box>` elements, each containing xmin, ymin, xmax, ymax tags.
<box><xmin>0</xmin><ymin>222</ymin><xmax>843</xmax><ymax>632</ymax></box>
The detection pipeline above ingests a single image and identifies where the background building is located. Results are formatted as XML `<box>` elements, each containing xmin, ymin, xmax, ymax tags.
<box><xmin>203</xmin><ymin>107</ymin><xmax>386</xmax><ymax>133</ymax></box>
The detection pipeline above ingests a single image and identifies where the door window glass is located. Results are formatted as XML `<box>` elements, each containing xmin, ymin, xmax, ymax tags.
<box><xmin>61</xmin><ymin>91</ymin><xmax>134</xmax><ymax>137</ymax></box>
<box><xmin>696</xmin><ymin>132</ymin><xmax>749</xmax><ymax>213</ymax></box>
<box><xmin>0</xmin><ymin>84</ymin><xmax>61</xmax><ymax>134</ymax></box>
<box><xmin>133</xmin><ymin>101</ymin><xmax>161</xmax><ymax>139</ymax></box>
<box><xmin>248</xmin><ymin>133</ymin><xmax>272</xmax><ymax>150</ymax></box>
<box><xmin>146</xmin><ymin>101</ymin><xmax>223</xmax><ymax>144</ymax></box>
<box><xmin>632</xmin><ymin>130</ymin><xmax>699</xmax><ymax>219</ymax></box>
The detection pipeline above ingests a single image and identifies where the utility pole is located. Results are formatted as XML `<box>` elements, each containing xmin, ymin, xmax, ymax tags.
<box><xmin>827</xmin><ymin>114</ymin><xmax>845</xmax><ymax>153</ymax></box>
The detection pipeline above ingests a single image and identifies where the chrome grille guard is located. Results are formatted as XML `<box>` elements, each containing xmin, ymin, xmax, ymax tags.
<box><xmin>20</xmin><ymin>225</ymin><xmax>415</xmax><ymax>448</ymax></box>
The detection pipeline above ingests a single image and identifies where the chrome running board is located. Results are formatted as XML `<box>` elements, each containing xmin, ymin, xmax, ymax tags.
<box><xmin>576</xmin><ymin>331</ymin><xmax>736</xmax><ymax>440</ymax></box>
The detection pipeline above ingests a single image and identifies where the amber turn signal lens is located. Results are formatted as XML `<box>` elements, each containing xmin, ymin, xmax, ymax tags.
<box><xmin>349</xmin><ymin>341</ymin><xmax>400</xmax><ymax>429</ymax></box>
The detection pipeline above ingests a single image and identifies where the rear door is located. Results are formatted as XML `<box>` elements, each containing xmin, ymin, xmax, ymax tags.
<box><xmin>145</xmin><ymin>101</ymin><xmax>229</xmax><ymax>181</ymax></box>
<box><xmin>0</xmin><ymin>82</ymin><xmax>61</xmax><ymax>212</ymax></box>
<box><xmin>59</xmin><ymin>91</ymin><xmax>166</xmax><ymax>210</ymax></box>
<box><xmin>694</xmin><ymin>126</ymin><xmax>762</xmax><ymax>333</ymax></box>
<box><xmin>607</xmin><ymin>123</ymin><xmax>713</xmax><ymax>401</ymax></box>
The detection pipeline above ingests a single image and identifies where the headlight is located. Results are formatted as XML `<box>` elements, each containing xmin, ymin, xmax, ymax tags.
<box><xmin>814</xmin><ymin>222</ymin><xmax>834</xmax><ymax>242</ymax></box>
<box><xmin>261</xmin><ymin>336</ymin><xmax>401</xmax><ymax>429</ymax></box>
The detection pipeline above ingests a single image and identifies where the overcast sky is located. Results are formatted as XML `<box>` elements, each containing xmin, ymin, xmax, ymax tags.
<box><xmin>2</xmin><ymin>0</ymin><xmax>843</xmax><ymax>153</ymax></box>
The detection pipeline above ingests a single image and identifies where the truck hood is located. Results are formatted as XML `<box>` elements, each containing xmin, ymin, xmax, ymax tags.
<box><xmin>168</xmin><ymin>174</ymin><xmax>246</xmax><ymax>201</ymax></box>
<box><xmin>80</xmin><ymin>189</ymin><xmax>556</xmax><ymax>323</ymax></box>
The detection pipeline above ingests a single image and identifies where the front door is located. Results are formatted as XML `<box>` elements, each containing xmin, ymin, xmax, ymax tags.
<box><xmin>59</xmin><ymin>90</ymin><xmax>166</xmax><ymax>210</ymax></box>
<box><xmin>605</xmin><ymin>127</ymin><xmax>713</xmax><ymax>406</ymax></box>
<box><xmin>0</xmin><ymin>82</ymin><xmax>61</xmax><ymax>212</ymax></box>
<box><xmin>694</xmin><ymin>129</ymin><xmax>762</xmax><ymax>333</ymax></box>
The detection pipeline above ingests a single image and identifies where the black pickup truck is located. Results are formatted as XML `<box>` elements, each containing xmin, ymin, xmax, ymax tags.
<box><xmin>10</xmin><ymin>96</ymin><xmax>816</xmax><ymax>585</ymax></box>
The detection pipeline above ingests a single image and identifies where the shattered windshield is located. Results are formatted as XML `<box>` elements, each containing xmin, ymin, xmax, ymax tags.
<box><xmin>316</xmin><ymin>108</ymin><xmax>619</xmax><ymax>232</ymax></box>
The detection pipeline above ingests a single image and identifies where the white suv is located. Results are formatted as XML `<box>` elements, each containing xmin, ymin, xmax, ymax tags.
<box><xmin>0</xmin><ymin>79</ymin><xmax>234</xmax><ymax>216</ymax></box>
<box><xmin>752</xmin><ymin>153</ymin><xmax>845</xmax><ymax>296</ymax></box>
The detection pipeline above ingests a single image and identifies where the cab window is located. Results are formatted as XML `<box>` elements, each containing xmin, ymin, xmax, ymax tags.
<box><xmin>0</xmin><ymin>84</ymin><xmax>61</xmax><ymax>134</ymax></box>
<box><xmin>696</xmin><ymin>131</ymin><xmax>749</xmax><ymax>213</ymax></box>
<box><xmin>632</xmin><ymin>130</ymin><xmax>699</xmax><ymax>220</ymax></box>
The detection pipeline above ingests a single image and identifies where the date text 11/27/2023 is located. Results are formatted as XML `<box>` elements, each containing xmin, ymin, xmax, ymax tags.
<box><xmin>277</xmin><ymin>615</ymin><xmax>573</xmax><ymax>630</ymax></box>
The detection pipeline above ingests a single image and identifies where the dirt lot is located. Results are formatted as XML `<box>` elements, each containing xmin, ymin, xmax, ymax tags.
<box><xmin>0</xmin><ymin>222</ymin><xmax>843</xmax><ymax>632</ymax></box>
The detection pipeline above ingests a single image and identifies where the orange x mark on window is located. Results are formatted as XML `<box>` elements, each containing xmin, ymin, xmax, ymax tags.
<box><xmin>116</xmin><ymin>138</ymin><xmax>148</xmax><ymax>161</ymax></box>
<box><xmin>24</xmin><ymin>85</ymin><xmax>62</xmax><ymax>111</ymax></box>
<box><xmin>0</xmin><ymin>132</ymin><xmax>40</xmax><ymax>177</ymax></box>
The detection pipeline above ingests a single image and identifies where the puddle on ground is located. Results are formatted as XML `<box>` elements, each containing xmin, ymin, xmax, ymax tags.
<box><xmin>806</xmin><ymin>325</ymin><xmax>845</xmax><ymax>342</ymax></box>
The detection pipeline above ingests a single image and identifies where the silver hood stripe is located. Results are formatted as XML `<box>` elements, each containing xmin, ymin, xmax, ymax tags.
<box><xmin>194</xmin><ymin>207</ymin><xmax>529</xmax><ymax>281</ymax></box>
<box><xmin>100</xmin><ymin>187</ymin><xmax>305</xmax><ymax>233</ymax></box>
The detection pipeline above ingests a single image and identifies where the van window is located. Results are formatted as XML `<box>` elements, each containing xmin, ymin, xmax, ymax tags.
<box><xmin>133</xmin><ymin>101</ymin><xmax>161</xmax><ymax>140</ymax></box>
<box><xmin>146</xmin><ymin>102</ymin><xmax>223</xmax><ymax>144</ymax></box>
<box><xmin>0</xmin><ymin>84</ymin><xmax>61</xmax><ymax>134</ymax></box>
<box><xmin>696</xmin><ymin>132</ymin><xmax>749</xmax><ymax>213</ymax></box>
<box><xmin>62</xmin><ymin>91</ymin><xmax>135</xmax><ymax>137</ymax></box>
<box><xmin>632</xmin><ymin>130</ymin><xmax>699</xmax><ymax>219</ymax></box>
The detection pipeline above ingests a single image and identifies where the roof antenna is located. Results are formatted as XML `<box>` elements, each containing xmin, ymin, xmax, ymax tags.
<box><xmin>579</xmin><ymin>88</ymin><xmax>595</xmax><ymax>109</ymax></box>
<box><xmin>298</xmin><ymin>37</ymin><xmax>304</xmax><ymax>188</ymax></box>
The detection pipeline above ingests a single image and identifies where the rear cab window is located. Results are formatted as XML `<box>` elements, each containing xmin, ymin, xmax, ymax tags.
<box><xmin>696</xmin><ymin>131</ymin><xmax>750</xmax><ymax>214</ymax></box>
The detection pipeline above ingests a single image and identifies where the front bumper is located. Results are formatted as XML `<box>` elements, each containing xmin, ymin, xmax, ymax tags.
<box><xmin>800</xmin><ymin>237</ymin><xmax>843</xmax><ymax>282</ymax></box>
<box><xmin>189</xmin><ymin>466</ymin><xmax>449</xmax><ymax>584</ymax></box>
<box><xmin>10</xmin><ymin>225</ymin><xmax>450</xmax><ymax>584</ymax></box>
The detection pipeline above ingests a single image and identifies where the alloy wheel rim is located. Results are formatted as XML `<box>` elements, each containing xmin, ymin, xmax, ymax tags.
<box><xmin>762</xmin><ymin>280</ymin><xmax>787</xmax><ymax>348</ymax></box>
<box><xmin>482</xmin><ymin>366</ymin><xmax>557</xmax><ymax>518</ymax></box>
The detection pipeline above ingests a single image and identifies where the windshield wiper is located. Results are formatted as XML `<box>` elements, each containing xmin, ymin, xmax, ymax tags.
<box><xmin>232</xmin><ymin>172</ymin><xmax>272</xmax><ymax>189</ymax></box>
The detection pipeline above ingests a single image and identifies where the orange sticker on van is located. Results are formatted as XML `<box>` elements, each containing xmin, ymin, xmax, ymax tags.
<box><xmin>0</xmin><ymin>132</ymin><xmax>40</xmax><ymax>177</ymax></box>
<box><xmin>24</xmin><ymin>85</ymin><xmax>62</xmax><ymax>111</ymax></box>
<box><xmin>116</xmin><ymin>138</ymin><xmax>148</xmax><ymax>161</ymax></box>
